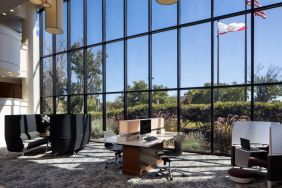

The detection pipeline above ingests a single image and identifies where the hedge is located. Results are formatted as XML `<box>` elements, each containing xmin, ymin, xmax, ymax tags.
<box><xmin>89</xmin><ymin>101</ymin><xmax>282</xmax><ymax>123</ymax></box>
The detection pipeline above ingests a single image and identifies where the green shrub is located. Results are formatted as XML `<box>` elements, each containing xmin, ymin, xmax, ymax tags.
<box><xmin>88</xmin><ymin>101</ymin><xmax>282</xmax><ymax>151</ymax></box>
<box><xmin>90</xmin><ymin>118</ymin><xmax>103</xmax><ymax>138</ymax></box>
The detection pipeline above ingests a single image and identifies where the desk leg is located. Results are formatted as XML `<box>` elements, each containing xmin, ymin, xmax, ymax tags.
<box><xmin>122</xmin><ymin>143</ymin><xmax>163</xmax><ymax>177</ymax></box>
<box><xmin>122</xmin><ymin>145</ymin><xmax>141</xmax><ymax>176</ymax></box>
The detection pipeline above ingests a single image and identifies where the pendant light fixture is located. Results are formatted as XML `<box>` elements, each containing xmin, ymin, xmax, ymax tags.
<box><xmin>156</xmin><ymin>0</ymin><xmax>178</xmax><ymax>5</ymax></box>
<box><xmin>42</xmin><ymin>0</ymin><xmax>52</xmax><ymax>8</ymax></box>
<box><xmin>45</xmin><ymin>0</ymin><xmax>63</xmax><ymax>34</ymax></box>
<box><xmin>30</xmin><ymin>0</ymin><xmax>42</xmax><ymax>5</ymax></box>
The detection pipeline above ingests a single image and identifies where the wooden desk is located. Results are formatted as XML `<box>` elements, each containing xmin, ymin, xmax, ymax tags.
<box><xmin>93</xmin><ymin>132</ymin><xmax>177</xmax><ymax>176</ymax></box>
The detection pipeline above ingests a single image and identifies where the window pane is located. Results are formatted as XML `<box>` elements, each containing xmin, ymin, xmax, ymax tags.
<box><xmin>214</xmin><ymin>87</ymin><xmax>251</xmax><ymax>154</ymax></box>
<box><xmin>152</xmin><ymin>0</ymin><xmax>177</xmax><ymax>30</ymax></box>
<box><xmin>127</xmin><ymin>0</ymin><xmax>148</xmax><ymax>36</ymax></box>
<box><xmin>70</xmin><ymin>95</ymin><xmax>84</xmax><ymax>114</ymax></box>
<box><xmin>181</xmin><ymin>23</ymin><xmax>211</xmax><ymax>87</ymax></box>
<box><xmin>255</xmin><ymin>8</ymin><xmax>282</xmax><ymax>84</ymax></box>
<box><xmin>43</xmin><ymin>12</ymin><xmax>52</xmax><ymax>56</ymax></box>
<box><xmin>128</xmin><ymin>36</ymin><xmax>148</xmax><ymax>91</ymax></box>
<box><xmin>152</xmin><ymin>91</ymin><xmax>177</xmax><ymax>132</ymax></box>
<box><xmin>87</xmin><ymin>46</ymin><xmax>103</xmax><ymax>93</ymax></box>
<box><xmin>181</xmin><ymin>89</ymin><xmax>211</xmax><ymax>153</ymax></box>
<box><xmin>42</xmin><ymin>57</ymin><xmax>53</xmax><ymax>96</ymax></box>
<box><xmin>254</xmin><ymin>85</ymin><xmax>282</xmax><ymax>122</ymax></box>
<box><xmin>106</xmin><ymin>42</ymin><xmax>124</xmax><ymax>92</ymax></box>
<box><xmin>56</xmin><ymin>96</ymin><xmax>67</xmax><ymax>114</ymax></box>
<box><xmin>56</xmin><ymin>2</ymin><xmax>67</xmax><ymax>52</ymax></box>
<box><xmin>181</xmin><ymin>0</ymin><xmax>211</xmax><ymax>24</ymax></box>
<box><xmin>56</xmin><ymin>54</ymin><xmax>67</xmax><ymax>95</ymax></box>
<box><xmin>259</xmin><ymin>0</ymin><xmax>282</xmax><ymax>6</ymax></box>
<box><xmin>152</xmin><ymin>30</ymin><xmax>177</xmax><ymax>88</ymax></box>
<box><xmin>214</xmin><ymin>0</ymin><xmax>246</xmax><ymax>17</ymax></box>
<box><xmin>87</xmin><ymin>0</ymin><xmax>102</xmax><ymax>45</ymax></box>
<box><xmin>106</xmin><ymin>0</ymin><xmax>124</xmax><ymax>41</ymax></box>
<box><xmin>214</xmin><ymin>15</ymin><xmax>250</xmax><ymax>86</ymax></box>
<box><xmin>43</xmin><ymin>97</ymin><xmax>53</xmax><ymax>114</ymax></box>
<box><xmin>106</xmin><ymin>94</ymin><xmax>124</xmax><ymax>133</ymax></box>
<box><xmin>88</xmin><ymin>95</ymin><xmax>103</xmax><ymax>138</ymax></box>
<box><xmin>128</xmin><ymin>92</ymin><xmax>148</xmax><ymax>119</ymax></box>
<box><xmin>71</xmin><ymin>0</ymin><xmax>84</xmax><ymax>48</ymax></box>
<box><xmin>71</xmin><ymin>50</ymin><xmax>84</xmax><ymax>94</ymax></box>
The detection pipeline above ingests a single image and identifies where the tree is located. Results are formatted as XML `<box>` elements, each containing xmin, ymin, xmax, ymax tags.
<box><xmin>183</xmin><ymin>82</ymin><xmax>246</xmax><ymax>104</ymax></box>
<box><xmin>127</xmin><ymin>80</ymin><xmax>148</xmax><ymax>106</ymax></box>
<box><xmin>125</xmin><ymin>80</ymin><xmax>174</xmax><ymax>106</ymax></box>
<box><xmin>254</xmin><ymin>64</ymin><xmax>282</xmax><ymax>102</ymax></box>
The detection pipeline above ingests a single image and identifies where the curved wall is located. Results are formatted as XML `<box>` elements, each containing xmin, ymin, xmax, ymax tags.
<box><xmin>0</xmin><ymin>24</ymin><xmax>21</xmax><ymax>74</ymax></box>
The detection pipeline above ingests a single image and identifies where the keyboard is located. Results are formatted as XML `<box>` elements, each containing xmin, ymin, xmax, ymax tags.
<box><xmin>250</xmin><ymin>147</ymin><xmax>261</xmax><ymax>151</ymax></box>
<box><xmin>144</xmin><ymin>136</ymin><xmax>158</xmax><ymax>142</ymax></box>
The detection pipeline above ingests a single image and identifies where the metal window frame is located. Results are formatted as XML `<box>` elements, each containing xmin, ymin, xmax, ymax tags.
<box><xmin>39</xmin><ymin>0</ymin><xmax>282</xmax><ymax>155</ymax></box>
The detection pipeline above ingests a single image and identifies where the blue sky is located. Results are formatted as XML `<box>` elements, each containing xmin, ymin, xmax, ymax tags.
<box><xmin>43</xmin><ymin>0</ymin><xmax>282</xmax><ymax>101</ymax></box>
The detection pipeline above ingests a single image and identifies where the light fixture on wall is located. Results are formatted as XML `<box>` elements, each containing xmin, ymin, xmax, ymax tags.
<box><xmin>156</xmin><ymin>0</ymin><xmax>178</xmax><ymax>5</ymax></box>
<box><xmin>30</xmin><ymin>0</ymin><xmax>52</xmax><ymax>8</ymax></box>
<box><xmin>42</xmin><ymin>0</ymin><xmax>52</xmax><ymax>8</ymax></box>
<box><xmin>30</xmin><ymin>0</ymin><xmax>42</xmax><ymax>5</ymax></box>
<box><xmin>45</xmin><ymin>0</ymin><xmax>63</xmax><ymax>34</ymax></box>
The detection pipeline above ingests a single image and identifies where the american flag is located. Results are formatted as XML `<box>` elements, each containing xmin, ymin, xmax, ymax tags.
<box><xmin>246</xmin><ymin>0</ymin><xmax>267</xmax><ymax>19</ymax></box>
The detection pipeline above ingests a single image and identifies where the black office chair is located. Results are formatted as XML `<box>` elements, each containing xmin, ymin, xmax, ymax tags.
<box><xmin>103</xmin><ymin>131</ymin><xmax>123</xmax><ymax>169</ymax></box>
<box><xmin>156</xmin><ymin>132</ymin><xmax>186</xmax><ymax>181</ymax></box>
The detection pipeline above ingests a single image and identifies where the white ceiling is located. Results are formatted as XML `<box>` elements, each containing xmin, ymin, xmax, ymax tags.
<box><xmin>0</xmin><ymin>0</ymin><xmax>27</xmax><ymax>13</ymax></box>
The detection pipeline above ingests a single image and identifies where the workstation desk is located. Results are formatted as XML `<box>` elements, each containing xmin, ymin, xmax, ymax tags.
<box><xmin>94</xmin><ymin>132</ymin><xmax>177</xmax><ymax>176</ymax></box>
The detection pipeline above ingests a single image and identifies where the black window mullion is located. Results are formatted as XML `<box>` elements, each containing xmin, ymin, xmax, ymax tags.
<box><xmin>52</xmin><ymin>34</ymin><xmax>56</xmax><ymax>114</ymax></box>
<box><xmin>176</xmin><ymin>0</ymin><xmax>181</xmax><ymax>132</ymax></box>
<box><xmin>102</xmin><ymin>0</ymin><xmax>107</xmax><ymax>131</ymax></box>
<box><xmin>39</xmin><ymin>11</ymin><xmax>44</xmax><ymax>114</ymax></box>
<box><xmin>244</xmin><ymin>3</ymin><xmax>248</xmax><ymax>101</ymax></box>
<box><xmin>124</xmin><ymin>0</ymin><xmax>128</xmax><ymax>120</ymax></box>
<box><xmin>148</xmin><ymin>0</ymin><xmax>152</xmax><ymax>118</ymax></box>
<box><xmin>67</xmin><ymin>0</ymin><xmax>71</xmax><ymax>114</ymax></box>
<box><xmin>211</xmin><ymin>0</ymin><xmax>215</xmax><ymax>154</ymax></box>
<box><xmin>83</xmin><ymin>0</ymin><xmax>88</xmax><ymax>114</ymax></box>
<box><xmin>251</xmin><ymin>0</ymin><xmax>255</xmax><ymax>120</ymax></box>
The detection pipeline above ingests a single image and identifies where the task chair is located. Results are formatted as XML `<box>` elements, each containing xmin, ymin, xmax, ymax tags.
<box><xmin>156</xmin><ymin>132</ymin><xmax>186</xmax><ymax>181</ymax></box>
<box><xmin>103</xmin><ymin>131</ymin><xmax>123</xmax><ymax>169</ymax></box>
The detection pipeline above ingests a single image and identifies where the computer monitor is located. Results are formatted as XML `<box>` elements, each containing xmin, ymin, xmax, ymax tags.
<box><xmin>140</xmin><ymin>120</ymin><xmax>151</xmax><ymax>135</ymax></box>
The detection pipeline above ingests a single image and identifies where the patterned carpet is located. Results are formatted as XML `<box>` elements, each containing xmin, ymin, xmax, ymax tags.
<box><xmin>0</xmin><ymin>142</ymin><xmax>274</xmax><ymax>188</ymax></box>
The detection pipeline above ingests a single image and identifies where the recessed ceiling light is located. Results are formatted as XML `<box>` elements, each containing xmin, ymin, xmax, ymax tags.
<box><xmin>10</xmin><ymin>9</ymin><xmax>14</xmax><ymax>12</ymax></box>
<box><xmin>2</xmin><ymin>12</ymin><xmax>7</xmax><ymax>16</ymax></box>
<box><xmin>1</xmin><ymin>76</ymin><xmax>5</xmax><ymax>78</ymax></box>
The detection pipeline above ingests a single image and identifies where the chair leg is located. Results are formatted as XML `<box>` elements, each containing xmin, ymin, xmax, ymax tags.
<box><xmin>105</xmin><ymin>152</ymin><xmax>123</xmax><ymax>169</ymax></box>
<box><xmin>168</xmin><ymin>162</ymin><xmax>173</xmax><ymax>181</ymax></box>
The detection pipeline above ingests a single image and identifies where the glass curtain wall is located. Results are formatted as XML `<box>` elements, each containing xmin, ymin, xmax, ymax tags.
<box><xmin>40</xmin><ymin>0</ymin><xmax>282</xmax><ymax>154</ymax></box>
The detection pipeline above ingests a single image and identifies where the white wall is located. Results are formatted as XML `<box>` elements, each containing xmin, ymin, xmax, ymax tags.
<box><xmin>0</xmin><ymin>2</ymin><xmax>39</xmax><ymax>148</ymax></box>
<box><xmin>0</xmin><ymin>24</ymin><xmax>21</xmax><ymax>75</ymax></box>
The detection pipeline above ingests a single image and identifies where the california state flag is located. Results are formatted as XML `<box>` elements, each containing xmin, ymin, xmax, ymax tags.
<box><xmin>218</xmin><ymin>22</ymin><xmax>247</xmax><ymax>35</ymax></box>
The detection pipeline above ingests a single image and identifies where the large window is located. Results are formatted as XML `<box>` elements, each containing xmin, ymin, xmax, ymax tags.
<box><xmin>106</xmin><ymin>42</ymin><xmax>124</xmax><ymax>92</ymax></box>
<box><xmin>71</xmin><ymin>0</ymin><xmax>84</xmax><ymax>48</ymax></box>
<box><xmin>127</xmin><ymin>0</ymin><xmax>148</xmax><ymax>36</ymax></box>
<box><xmin>106</xmin><ymin>0</ymin><xmax>124</xmax><ymax>41</ymax></box>
<box><xmin>40</xmin><ymin>0</ymin><xmax>282</xmax><ymax>154</ymax></box>
<box><xmin>56</xmin><ymin>1</ymin><xmax>67</xmax><ymax>52</ymax></box>
<box><xmin>152</xmin><ymin>30</ymin><xmax>177</xmax><ymax>89</ymax></box>
<box><xmin>87</xmin><ymin>0</ymin><xmax>102</xmax><ymax>45</ymax></box>
<box><xmin>181</xmin><ymin>23</ymin><xmax>211</xmax><ymax>88</ymax></box>
<box><xmin>127</xmin><ymin>36</ymin><xmax>148</xmax><ymax>90</ymax></box>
